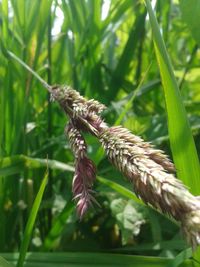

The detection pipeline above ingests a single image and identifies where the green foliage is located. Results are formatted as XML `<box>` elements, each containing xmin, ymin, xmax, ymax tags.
<box><xmin>144</xmin><ymin>0</ymin><xmax>200</xmax><ymax>192</ymax></box>
<box><xmin>0</xmin><ymin>252</ymin><xmax>194</xmax><ymax>267</ymax></box>
<box><xmin>0</xmin><ymin>0</ymin><xmax>200</xmax><ymax>266</ymax></box>
<box><xmin>17</xmin><ymin>170</ymin><xmax>48</xmax><ymax>267</ymax></box>
<box><xmin>179</xmin><ymin>0</ymin><xmax>200</xmax><ymax>45</ymax></box>
<box><xmin>110</xmin><ymin>198</ymin><xmax>146</xmax><ymax>245</ymax></box>
<box><xmin>0</xmin><ymin>256</ymin><xmax>15</xmax><ymax>267</ymax></box>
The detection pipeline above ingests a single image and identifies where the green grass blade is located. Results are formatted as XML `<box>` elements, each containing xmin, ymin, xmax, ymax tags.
<box><xmin>112</xmin><ymin>240</ymin><xmax>188</xmax><ymax>252</ymax></box>
<box><xmin>179</xmin><ymin>0</ymin><xmax>200</xmax><ymax>45</ymax></box>
<box><xmin>42</xmin><ymin>200</ymin><xmax>74</xmax><ymax>251</ymax></box>
<box><xmin>0</xmin><ymin>155</ymin><xmax>74</xmax><ymax>176</ymax></box>
<box><xmin>166</xmin><ymin>248</ymin><xmax>192</xmax><ymax>267</ymax></box>
<box><xmin>0</xmin><ymin>256</ymin><xmax>15</xmax><ymax>267</ymax></box>
<box><xmin>2</xmin><ymin>0</ymin><xmax>8</xmax><ymax>45</ymax></box>
<box><xmin>97</xmin><ymin>176</ymin><xmax>144</xmax><ymax>206</ymax></box>
<box><xmin>144</xmin><ymin>0</ymin><xmax>200</xmax><ymax>194</ymax></box>
<box><xmin>114</xmin><ymin>63</ymin><xmax>152</xmax><ymax>126</ymax></box>
<box><xmin>1</xmin><ymin>252</ymin><xmax>194</xmax><ymax>267</ymax></box>
<box><xmin>16</xmin><ymin>170</ymin><xmax>49</xmax><ymax>267</ymax></box>
<box><xmin>108</xmin><ymin>6</ymin><xmax>147</xmax><ymax>101</ymax></box>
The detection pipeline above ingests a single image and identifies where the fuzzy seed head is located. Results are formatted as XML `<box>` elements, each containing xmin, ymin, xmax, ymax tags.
<box><xmin>99</xmin><ymin>126</ymin><xmax>200</xmax><ymax>249</ymax></box>
<box><xmin>65</xmin><ymin>122</ymin><xmax>97</xmax><ymax>218</ymax></box>
<box><xmin>61</xmin><ymin>87</ymin><xmax>200</xmax><ymax>249</ymax></box>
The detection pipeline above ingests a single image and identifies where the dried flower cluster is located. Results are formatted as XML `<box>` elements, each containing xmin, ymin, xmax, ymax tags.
<box><xmin>52</xmin><ymin>85</ymin><xmax>200</xmax><ymax>249</ymax></box>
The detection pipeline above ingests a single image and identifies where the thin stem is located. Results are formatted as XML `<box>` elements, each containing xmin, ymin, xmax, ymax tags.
<box><xmin>7</xmin><ymin>50</ymin><xmax>52</xmax><ymax>93</ymax></box>
<box><xmin>7</xmin><ymin>50</ymin><xmax>99</xmax><ymax>137</ymax></box>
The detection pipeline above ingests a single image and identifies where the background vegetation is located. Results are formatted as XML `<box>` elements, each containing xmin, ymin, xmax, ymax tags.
<box><xmin>0</xmin><ymin>0</ymin><xmax>200</xmax><ymax>266</ymax></box>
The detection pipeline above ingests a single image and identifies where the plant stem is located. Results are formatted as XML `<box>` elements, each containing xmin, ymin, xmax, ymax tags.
<box><xmin>7</xmin><ymin>50</ymin><xmax>52</xmax><ymax>93</ymax></box>
<box><xmin>7</xmin><ymin>50</ymin><xmax>99</xmax><ymax>138</ymax></box>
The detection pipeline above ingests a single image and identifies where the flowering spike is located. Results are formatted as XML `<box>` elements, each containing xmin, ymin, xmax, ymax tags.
<box><xmin>60</xmin><ymin>86</ymin><xmax>200</xmax><ymax>248</ymax></box>
<box><xmin>99</xmin><ymin>126</ymin><xmax>200</xmax><ymax>249</ymax></box>
<box><xmin>73</xmin><ymin>156</ymin><xmax>96</xmax><ymax>218</ymax></box>
<box><xmin>52</xmin><ymin>85</ymin><xmax>106</xmax><ymax>118</ymax></box>
<box><xmin>65</xmin><ymin>123</ymin><xmax>97</xmax><ymax>218</ymax></box>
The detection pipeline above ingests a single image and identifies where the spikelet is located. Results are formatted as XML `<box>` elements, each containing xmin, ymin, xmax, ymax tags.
<box><xmin>65</xmin><ymin>123</ymin><xmax>97</xmax><ymax>218</ymax></box>
<box><xmin>99</xmin><ymin>126</ymin><xmax>200</xmax><ymax>249</ymax></box>
<box><xmin>52</xmin><ymin>85</ymin><xmax>106</xmax><ymax>118</ymax></box>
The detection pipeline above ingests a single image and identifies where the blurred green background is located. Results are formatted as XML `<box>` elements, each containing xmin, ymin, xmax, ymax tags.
<box><xmin>0</xmin><ymin>0</ymin><xmax>200</xmax><ymax>266</ymax></box>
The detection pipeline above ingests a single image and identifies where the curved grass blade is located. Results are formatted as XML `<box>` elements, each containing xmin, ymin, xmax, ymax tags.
<box><xmin>42</xmin><ymin>200</ymin><xmax>74</xmax><ymax>251</ymax></box>
<box><xmin>97</xmin><ymin>176</ymin><xmax>145</xmax><ymax>206</ymax></box>
<box><xmin>144</xmin><ymin>0</ymin><xmax>200</xmax><ymax>195</ymax></box>
<box><xmin>0</xmin><ymin>155</ymin><xmax>74</xmax><ymax>177</ymax></box>
<box><xmin>1</xmin><ymin>251</ymin><xmax>194</xmax><ymax>267</ymax></box>
<box><xmin>111</xmin><ymin>240</ymin><xmax>188</xmax><ymax>252</ymax></box>
<box><xmin>166</xmin><ymin>248</ymin><xmax>192</xmax><ymax>267</ymax></box>
<box><xmin>16</xmin><ymin>169</ymin><xmax>48</xmax><ymax>267</ymax></box>
<box><xmin>114</xmin><ymin>62</ymin><xmax>152</xmax><ymax>126</ymax></box>
<box><xmin>0</xmin><ymin>256</ymin><xmax>15</xmax><ymax>267</ymax></box>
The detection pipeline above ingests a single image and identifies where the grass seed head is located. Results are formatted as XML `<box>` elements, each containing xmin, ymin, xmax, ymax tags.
<box><xmin>64</xmin><ymin>89</ymin><xmax>200</xmax><ymax>248</ymax></box>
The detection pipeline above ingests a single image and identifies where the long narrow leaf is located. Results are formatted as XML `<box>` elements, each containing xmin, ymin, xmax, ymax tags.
<box><xmin>0</xmin><ymin>155</ymin><xmax>74</xmax><ymax>176</ymax></box>
<box><xmin>114</xmin><ymin>63</ymin><xmax>152</xmax><ymax>126</ymax></box>
<box><xmin>0</xmin><ymin>256</ymin><xmax>15</xmax><ymax>267</ymax></box>
<box><xmin>97</xmin><ymin>176</ymin><xmax>144</xmax><ymax>206</ymax></box>
<box><xmin>1</xmin><ymin>251</ymin><xmax>194</xmax><ymax>267</ymax></box>
<box><xmin>17</xmin><ymin>170</ymin><xmax>48</xmax><ymax>267</ymax></box>
<box><xmin>144</xmin><ymin>0</ymin><xmax>200</xmax><ymax>194</ymax></box>
<box><xmin>42</xmin><ymin>200</ymin><xmax>74</xmax><ymax>251</ymax></box>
